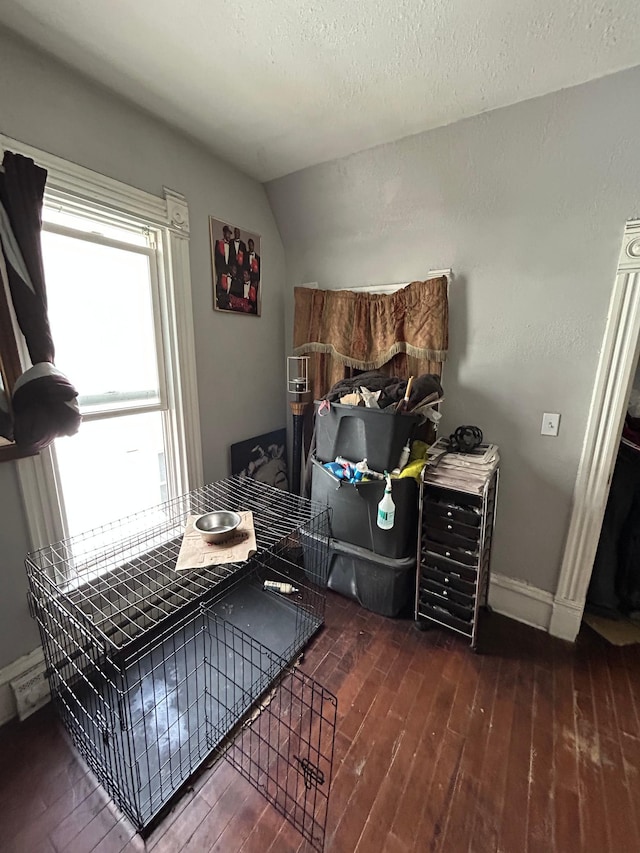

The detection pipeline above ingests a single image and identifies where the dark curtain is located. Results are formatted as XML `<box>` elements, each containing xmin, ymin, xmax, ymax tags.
<box><xmin>0</xmin><ymin>151</ymin><xmax>80</xmax><ymax>450</ymax></box>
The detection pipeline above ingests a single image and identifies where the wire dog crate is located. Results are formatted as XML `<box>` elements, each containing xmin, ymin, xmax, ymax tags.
<box><xmin>25</xmin><ymin>478</ymin><xmax>336</xmax><ymax>849</ymax></box>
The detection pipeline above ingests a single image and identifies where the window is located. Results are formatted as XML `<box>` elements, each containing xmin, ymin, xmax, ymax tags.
<box><xmin>41</xmin><ymin>214</ymin><xmax>171</xmax><ymax>539</ymax></box>
<box><xmin>2</xmin><ymin>135</ymin><xmax>203</xmax><ymax>571</ymax></box>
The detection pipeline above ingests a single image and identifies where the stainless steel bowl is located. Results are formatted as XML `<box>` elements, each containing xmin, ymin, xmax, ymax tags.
<box><xmin>194</xmin><ymin>510</ymin><xmax>242</xmax><ymax>544</ymax></box>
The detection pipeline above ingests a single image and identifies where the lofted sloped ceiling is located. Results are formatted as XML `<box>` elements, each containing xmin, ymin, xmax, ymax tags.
<box><xmin>1</xmin><ymin>0</ymin><xmax>639</xmax><ymax>181</ymax></box>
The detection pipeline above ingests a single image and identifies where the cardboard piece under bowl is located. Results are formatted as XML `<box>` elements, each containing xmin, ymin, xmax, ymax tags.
<box><xmin>175</xmin><ymin>510</ymin><xmax>257</xmax><ymax>570</ymax></box>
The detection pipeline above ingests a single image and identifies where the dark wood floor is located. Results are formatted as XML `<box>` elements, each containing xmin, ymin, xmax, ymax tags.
<box><xmin>1</xmin><ymin>593</ymin><xmax>639</xmax><ymax>853</ymax></box>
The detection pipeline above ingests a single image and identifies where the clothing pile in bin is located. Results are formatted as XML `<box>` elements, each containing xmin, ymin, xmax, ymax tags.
<box><xmin>322</xmin><ymin>370</ymin><xmax>443</xmax><ymax>412</ymax></box>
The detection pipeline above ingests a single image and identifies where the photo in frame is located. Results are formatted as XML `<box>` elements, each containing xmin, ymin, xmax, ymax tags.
<box><xmin>230</xmin><ymin>429</ymin><xmax>288</xmax><ymax>491</ymax></box>
<box><xmin>209</xmin><ymin>216</ymin><xmax>261</xmax><ymax>316</ymax></box>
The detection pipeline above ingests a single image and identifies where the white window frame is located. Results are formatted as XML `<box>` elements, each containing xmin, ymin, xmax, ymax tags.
<box><xmin>0</xmin><ymin>133</ymin><xmax>204</xmax><ymax>551</ymax></box>
<box><xmin>42</xmin><ymin>220</ymin><xmax>170</xmax><ymax>419</ymax></box>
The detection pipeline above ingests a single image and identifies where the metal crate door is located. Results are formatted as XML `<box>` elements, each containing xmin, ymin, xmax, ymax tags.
<box><xmin>204</xmin><ymin>618</ymin><xmax>337</xmax><ymax>852</ymax></box>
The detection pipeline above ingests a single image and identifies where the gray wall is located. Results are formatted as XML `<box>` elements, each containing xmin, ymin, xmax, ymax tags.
<box><xmin>0</xmin><ymin>29</ymin><xmax>286</xmax><ymax>670</ymax></box>
<box><xmin>267</xmin><ymin>66</ymin><xmax>640</xmax><ymax>595</ymax></box>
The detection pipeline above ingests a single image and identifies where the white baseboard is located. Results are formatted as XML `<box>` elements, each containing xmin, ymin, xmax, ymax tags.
<box><xmin>0</xmin><ymin>646</ymin><xmax>47</xmax><ymax>726</ymax></box>
<box><xmin>549</xmin><ymin>596</ymin><xmax>584</xmax><ymax>642</ymax></box>
<box><xmin>488</xmin><ymin>573</ymin><xmax>554</xmax><ymax>632</ymax></box>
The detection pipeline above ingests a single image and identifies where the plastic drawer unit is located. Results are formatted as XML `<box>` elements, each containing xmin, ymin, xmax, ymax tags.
<box><xmin>415</xmin><ymin>467</ymin><xmax>499</xmax><ymax>651</ymax></box>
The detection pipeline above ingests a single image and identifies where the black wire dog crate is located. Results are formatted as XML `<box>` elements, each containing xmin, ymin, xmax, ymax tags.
<box><xmin>25</xmin><ymin>478</ymin><xmax>336</xmax><ymax>849</ymax></box>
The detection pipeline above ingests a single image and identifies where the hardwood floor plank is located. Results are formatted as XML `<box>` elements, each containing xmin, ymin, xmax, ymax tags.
<box><xmin>331</xmin><ymin>643</ymin><xmax>425</xmax><ymax>852</ymax></box>
<box><xmin>325</xmin><ymin>683</ymin><xmax>397</xmax><ymax>852</ymax></box>
<box><xmin>605</xmin><ymin>643</ymin><xmax>640</xmax><ymax>738</ymax></box>
<box><xmin>573</xmin><ymin>654</ymin><xmax>609</xmax><ymax>850</ymax></box>
<box><xmin>382</xmin><ymin>831</ymin><xmax>412</xmax><ymax>853</ymax></box>
<box><xmin>353</xmin><ymin>658</ymin><xmax>432</xmax><ymax>853</ymax></box>
<box><xmin>589</xmin><ymin>642</ymin><xmax>640</xmax><ymax>853</ymax></box>
<box><xmin>434</xmin><ymin>655</ymin><xmax>501</xmax><ymax>852</ymax></box>
<box><xmin>205</xmin><ymin>783</ymin><xmax>267</xmax><ymax>853</ymax></box>
<box><xmin>150</xmin><ymin>793</ymin><xmax>212</xmax><ymax>853</ymax></box>
<box><xmin>621</xmin><ymin>644</ymin><xmax>640</xmax><ymax>725</ymax></box>
<box><xmin>466</xmin><ymin>656</ymin><xmax>520</xmax><ymax>853</ymax></box>
<box><xmin>412</xmin><ymin>725</ymin><xmax>465</xmax><ymax>852</ymax></box>
<box><xmin>551</xmin><ymin>644</ymin><xmax>581</xmax><ymax>853</ymax></box>
<box><xmin>497</xmin><ymin>654</ymin><xmax>535</xmax><ymax>853</ymax></box>
<box><xmin>49</xmin><ymin>784</ymin><xmax>112</xmax><ymax>853</ymax></box>
<box><xmin>93</xmin><ymin>817</ymin><xmax>143</xmax><ymax>853</ymax></box>
<box><xmin>62</xmin><ymin>801</ymin><xmax>124</xmax><ymax>853</ymax></box>
<box><xmin>527</xmin><ymin>664</ymin><xmax>556</xmax><ymax>853</ymax></box>
<box><xmin>237</xmin><ymin>801</ymin><xmax>288</xmax><ymax>853</ymax></box>
<box><xmin>2</xmin><ymin>768</ymin><xmax>98</xmax><ymax>853</ymax></box>
<box><xmin>388</xmin><ymin>673</ymin><xmax>459</xmax><ymax>850</ymax></box>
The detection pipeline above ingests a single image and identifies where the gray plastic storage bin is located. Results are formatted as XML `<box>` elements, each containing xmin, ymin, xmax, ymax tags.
<box><xmin>310</xmin><ymin>457</ymin><xmax>418</xmax><ymax>558</ymax></box>
<box><xmin>314</xmin><ymin>401</ymin><xmax>421</xmax><ymax>473</ymax></box>
<box><xmin>302</xmin><ymin>534</ymin><xmax>415</xmax><ymax>617</ymax></box>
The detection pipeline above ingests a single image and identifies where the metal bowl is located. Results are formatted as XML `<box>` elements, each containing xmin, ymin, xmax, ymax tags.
<box><xmin>194</xmin><ymin>510</ymin><xmax>242</xmax><ymax>544</ymax></box>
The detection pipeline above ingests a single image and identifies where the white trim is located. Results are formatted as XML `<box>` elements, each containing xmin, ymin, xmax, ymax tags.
<box><xmin>0</xmin><ymin>646</ymin><xmax>45</xmax><ymax>726</ymax></box>
<box><xmin>42</xmin><ymin>220</ymin><xmax>156</xmax><ymax>255</ymax></box>
<box><xmin>549</xmin><ymin>597</ymin><xmax>585</xmax><ymax>642</ymax></box>
<box><xmin>300</xmin><ymin>268</ymin><xmax>452</xmax><ymax>294</ymax></box>
<box><xmin>0</xmin><ymin>134</ymin><xmax>170</xmax><ymax>230</ymax></box>
<box><xmin>553</xmin><ymin>218</ymin><xmax>640</xmax><ymax>642</ymax></box>
<box><xmin>489</xmin><ymin>572</ymin><xmax>553</xmax><ymax>632</ymax></box>
<box><xmin>17</xmin><ymin>451</ymin><xmax>65</xmax><ymax>550</ymax></box>
<box><xmin>164</xmin><ymin>219</ymin><xmax>203</xmax><ymax>493</ymax></box>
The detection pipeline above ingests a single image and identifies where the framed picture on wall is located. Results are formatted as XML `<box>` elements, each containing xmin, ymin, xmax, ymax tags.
<box><xmin>209</xmin><ymin>217</ymin><xmax>261</xmax><ymax>316</ymax></box>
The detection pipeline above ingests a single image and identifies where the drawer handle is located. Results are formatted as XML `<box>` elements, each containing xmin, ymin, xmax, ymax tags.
<box><xmin>447</xmin><ymin>511</ymin><xmax>452</xmax><ymax>517</ymax></box>
<box><xmin>444</xmin><ymin>577</ymin><xmax>450</xmax><ymax>584</ymax></box>
<box><xmin>442</xmin><ymin>590</ymin><xmax>448</xmax><ymax>596</ymax></box>
<box><xmin>445</xmin><ymin>551</ymin><xmax>451</xmax><ymax>557</ymax></box>
<box><xmin>447</xmin><ymin>524</ymin><xmax>452</xmax><ymax>530</ymax></box>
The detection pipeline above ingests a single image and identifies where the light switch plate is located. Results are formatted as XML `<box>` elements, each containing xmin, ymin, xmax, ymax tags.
<box><xmin>541</xmin><ymin>412</ymin><xmax>561</xmax><ymax>436</ymax></box>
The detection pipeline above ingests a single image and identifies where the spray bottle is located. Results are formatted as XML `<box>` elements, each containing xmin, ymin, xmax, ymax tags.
<box><xmin>376</xmin><ymin>472</ymin><xmax>395</xmax><ymax>530</ymax></box>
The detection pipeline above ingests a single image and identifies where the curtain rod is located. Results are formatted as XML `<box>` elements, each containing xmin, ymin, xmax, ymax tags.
<box><xmin>301</xmin><ymin>268</ymin><xmax>453</xmax><ymax>290</ymax></box>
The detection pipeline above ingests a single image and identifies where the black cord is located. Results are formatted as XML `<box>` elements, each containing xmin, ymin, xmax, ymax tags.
<box><xmin>448</xmin><ymin>425</ymin><xmax>483</xmax><ymax>453</ymax></box>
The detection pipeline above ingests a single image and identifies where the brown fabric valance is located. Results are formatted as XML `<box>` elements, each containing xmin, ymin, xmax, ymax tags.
<box><xmin>293</xmin><ymin>277</ymin><xmax>448</xmax><ymax>371</ymax></box>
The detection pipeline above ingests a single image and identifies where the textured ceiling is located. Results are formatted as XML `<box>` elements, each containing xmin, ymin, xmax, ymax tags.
<box><xmin>1</xmin><ymin>0</ymin><xmax>639</xmax><ymax>181</ymax></box>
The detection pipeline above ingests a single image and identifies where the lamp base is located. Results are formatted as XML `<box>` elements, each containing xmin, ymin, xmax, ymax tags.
<box><xmin>289</xmin><ymin>401</ymin><xmax>308</xmax><ymax>417</ymax></box>
<box><xmin>289</xmin><ymin>398</ymin><xmax>309</xmax><ymax>495</ymax></box>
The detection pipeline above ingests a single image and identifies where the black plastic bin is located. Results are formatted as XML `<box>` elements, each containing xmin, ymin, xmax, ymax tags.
<box><xmin>314</xmin><ymin>402</ymin><xmax>421</xmax><ymax>473</ymax></box>
<box><xmin>310</xmin><ymin>457</ymin><xmax>418</xmax><ymax>558</ymax></box>
<box><xmin>302</xmin><ymin>534</ymin><xmax>415</xmax><ymax>618</ymax></box>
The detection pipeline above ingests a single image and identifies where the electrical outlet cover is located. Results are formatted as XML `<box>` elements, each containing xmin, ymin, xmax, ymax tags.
<box><xmin>541</xmin><ymin>413</ymin><xmax>561</xmax><ymax>436</ymax></box>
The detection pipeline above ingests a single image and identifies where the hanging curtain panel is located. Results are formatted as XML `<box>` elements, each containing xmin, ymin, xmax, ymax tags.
<box><xmin>293</xmin><ymin>277</ymin><xmax>449</xmax><ymax>401</ymax></box>
<box><xmin>0</xmin><ymin>151</ymin><xmax>80</xmax><ymax>452</ymax></box>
